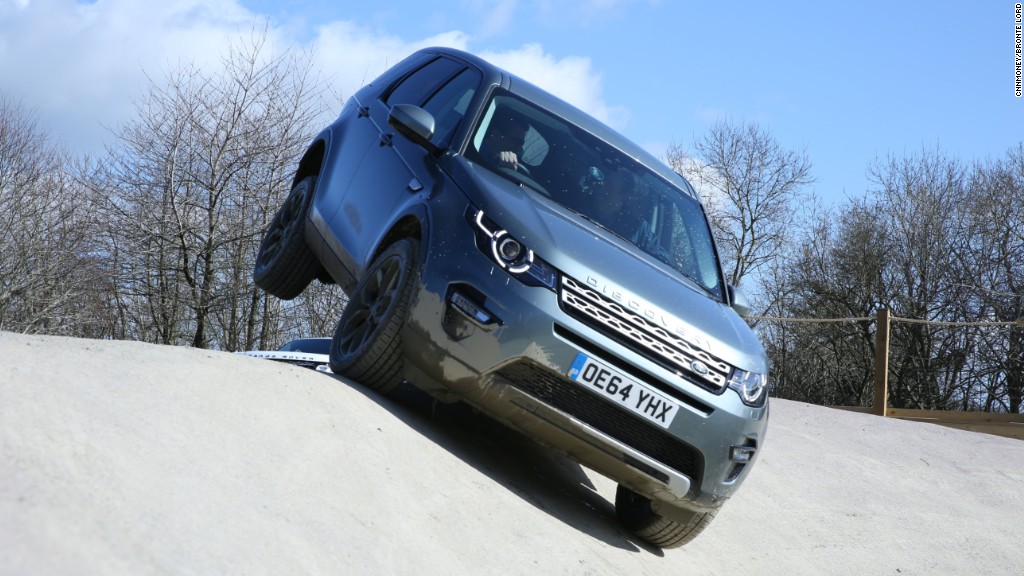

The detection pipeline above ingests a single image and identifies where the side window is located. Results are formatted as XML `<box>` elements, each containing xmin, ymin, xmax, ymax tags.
<box><xmin>420</xmin><ymin>68</ymin><xmax>481</xmax><ymax>146</ymax></box>
<box><xmin>663</xmin><ymin>195</ymin><xmax>721</xmax><ymax>290</ymax></box>
<box><xmin>384</xmin><ymin>57</ymin><xmax>463</xmax><ymax>108</ymax></box>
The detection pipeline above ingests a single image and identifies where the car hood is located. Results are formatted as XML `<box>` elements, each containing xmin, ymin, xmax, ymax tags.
<box><xmin>452</xmin><ymin>158</ymin><xmax>767</xmax><ymax>374</ymax></box>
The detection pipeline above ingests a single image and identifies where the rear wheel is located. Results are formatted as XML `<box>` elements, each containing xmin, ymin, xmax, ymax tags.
<box><xmin>615</xmin><ymin>484</ymin><xmax>716</xmax><ymax>549</ymax></box>
<box><xmin>253</xmin><ymin>176</ymin><xmax>322</xmax><ymax>300</ymax></box>
<box><xmin>329</xmin><ymin>239</ymin><xmax>419</xmax><ymax>394</ymax></box>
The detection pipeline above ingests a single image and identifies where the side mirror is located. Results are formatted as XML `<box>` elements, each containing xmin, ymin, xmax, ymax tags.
<box><xmin>728</xmin><ymin>284</ymin><xmax>751</xmax><ymax>317</ymax></box>
<box><xmin>388</xmin><ymin>104</ymin><xmax>439</xmax><ymax>154</ymax></box>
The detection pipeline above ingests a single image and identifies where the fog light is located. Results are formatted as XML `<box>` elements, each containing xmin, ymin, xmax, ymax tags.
<box><xmin>730</xmin><ymin>445</ymin><xmax>756</xmax><ymax>463</ymax></box>
<box><xmin>450</xmin><ymin>291</ymin><xmax>494</xmax><ymax>325</ymax></box>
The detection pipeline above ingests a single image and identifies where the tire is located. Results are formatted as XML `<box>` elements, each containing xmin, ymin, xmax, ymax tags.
<box><xmin>615</xmin><ymin>484</ymin><xmax>716</xmax><ymax>549</ymax></box>
<box><xmin>329</xmin><ymin>238</ymin><xmax>419</xmax><ymax>394</ymax></box>
<box><xmin>253</xmin><ymin>176</ymin><xmax>322</xmax><ymax>300</ymax></box>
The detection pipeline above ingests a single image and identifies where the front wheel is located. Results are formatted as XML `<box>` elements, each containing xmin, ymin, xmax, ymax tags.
<box><xmin>615</xmin><ymin>484</ymin><xmax>716</xmax><ymax>549</ymax></box>
<box><xmin>329</xmin><ymin>239</ymin><xmax>420</xmax><ymax>394</ymax></box>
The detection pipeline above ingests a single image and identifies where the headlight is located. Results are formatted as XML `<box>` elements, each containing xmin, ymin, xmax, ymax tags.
<box><xmin>728</xmin><ymin>369</ymin><xmax>768</xmax><ymax>407</ymax></box>
<box><xmin>469</xmin><ymin>208</ymin><xmax>558</xmax><ymax>289</ymax></box>
<box><xmin>490</xmin><ymin>228</ymin><xmax>532</xmax><ymax>273</ymax></box>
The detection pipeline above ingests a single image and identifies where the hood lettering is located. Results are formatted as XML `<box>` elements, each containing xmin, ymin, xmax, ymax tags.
<box><xmin>585</xmin><ymin>275</ymin><xmax>713</xmax><ymax>353</ymax></box>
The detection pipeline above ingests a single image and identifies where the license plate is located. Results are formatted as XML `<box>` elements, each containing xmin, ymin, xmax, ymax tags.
<box><xmin>567</xmin><ymin>353</ymin><xmax>680</xmax><ymax>429</ymax></box>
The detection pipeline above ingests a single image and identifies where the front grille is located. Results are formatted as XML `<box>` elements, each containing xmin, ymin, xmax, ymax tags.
<box><xmin>560</xmin><ymin>275</ymin><xmax>731</xmax><ymax>391</ymax></box>
<box><xmin>496</xmin><ymin>360</ymin><xmax>703</xmax><ymax>486</ymax></box>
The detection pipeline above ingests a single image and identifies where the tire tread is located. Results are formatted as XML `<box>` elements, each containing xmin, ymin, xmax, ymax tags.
<box><xmin>329</xmin><ymin>239</ymin><xmax>419</xmax><ymax>394</ymax></box>
<box><xmin>253</xmin><ymin>176</ymin><xmax>322</xmax><ymax>300</ymax></box>
<box><xmin>615</xmin><ymin>484</ymin><xmax>715</xmax><ymax>549</ymax></box>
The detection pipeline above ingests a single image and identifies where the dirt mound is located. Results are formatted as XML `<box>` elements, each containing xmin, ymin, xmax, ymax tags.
<box><xmin>2</xmin><ymin>332</ymin><xmax>1021</xmax><ymax>575</ymax></box>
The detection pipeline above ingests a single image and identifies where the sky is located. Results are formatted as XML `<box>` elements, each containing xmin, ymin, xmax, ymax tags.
<box><xmin>0</xmin><ymin>0</ymin><xmax>1020</xmax><ymax>207</ymax></box>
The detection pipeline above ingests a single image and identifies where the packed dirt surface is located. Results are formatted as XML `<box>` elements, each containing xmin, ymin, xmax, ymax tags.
<box><xmin>2</xmin><ymin>332</ymin><xmax>1022</xmax><ymax>575</ymax></box>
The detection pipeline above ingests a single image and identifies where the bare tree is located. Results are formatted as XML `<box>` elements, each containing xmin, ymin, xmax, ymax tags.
<box><xmin>959</xmin><ymin>146</ymin><xmax>1024</xmax><ymax>412</ymax></box>
<box><xmin>89</xmin><ymin>27</ymin><xmax>331</xmax><ymax>349</ymax></box>
<box><xmin>245</xmin><ymin>282</ymin><xmax>349</xmax><ymax>351</ymax></box>
<box><xmin>867</xmin><ymin>148</ymin><xmax>972</xmax><ymax>409</ymax></box>
<box><xmin>666</xmin><ymin>120</ymin><xmax>814</xmax><ymax>301</ymax></box>
<box><xmin>0</xmin><ymin>96</ymin><xmax>101</xmax><ymax>335</ymax></box>
<box><xmin>766</xmin><ymin>201</ymin><xmax>888</xmax><ymax>405</ymax></box>
<box><xmin>768</xmin><ymin>147</ymin><xmax>1018</xmax><ymax>411</ymax></box>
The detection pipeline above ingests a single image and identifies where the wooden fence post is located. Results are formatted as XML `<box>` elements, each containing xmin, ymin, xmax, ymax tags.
<box><xmin>873</xmin><ymin>308</ymin><xmax>891</xmax><ymax>416</ymax></box>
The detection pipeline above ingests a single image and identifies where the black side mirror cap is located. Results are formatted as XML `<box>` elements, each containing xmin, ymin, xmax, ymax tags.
<box><xmin>389</xmin><ymin>104</ymin><xmax>440</xmax><ymax>154</ymax></box>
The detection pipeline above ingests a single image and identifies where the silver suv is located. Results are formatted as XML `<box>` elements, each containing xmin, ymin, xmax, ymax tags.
<box><xmin>254</xmin><ymin>47</ymin><xmax>769</xmax><ymax>548</ymax></box>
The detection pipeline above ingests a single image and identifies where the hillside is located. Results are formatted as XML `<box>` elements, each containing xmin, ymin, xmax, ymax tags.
<box><xmin>2</xmin><ymin>331</ymin><xmax>1022</xmax><ymax>575</ymax></box>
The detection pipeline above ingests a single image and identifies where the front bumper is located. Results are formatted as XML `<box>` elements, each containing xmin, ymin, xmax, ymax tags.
<box><xmin>400</xmin><ymin>196</ymin><xmax>768</xmax><ymax>513</ymax></box>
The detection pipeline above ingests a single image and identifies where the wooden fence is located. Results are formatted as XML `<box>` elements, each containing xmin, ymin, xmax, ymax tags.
<box><xmin>832</xmin><ymin>308</ymin><xmax>1024</xmax><ymax>440</ymax></box>
<box><xmin>833</xmin><ymin>405</ymin><xmax>1024</xmax><ymax>440</ymax></box>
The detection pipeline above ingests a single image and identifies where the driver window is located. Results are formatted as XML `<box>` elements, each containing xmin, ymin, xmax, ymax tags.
<box><xmin>473</xmin><ymin>100</ymin><xmax>550</xmax><ymax>169</ymax></box>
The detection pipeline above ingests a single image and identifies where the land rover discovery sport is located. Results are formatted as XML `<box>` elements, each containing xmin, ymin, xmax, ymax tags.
<box><xmin>254</xmin><ymin>47</ymin><xmax>769</xmax><ymax>549</ymax></box>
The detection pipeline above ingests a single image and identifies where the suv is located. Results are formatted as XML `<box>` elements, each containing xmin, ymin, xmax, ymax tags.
<box><xmin>254</xmin><ymin>47</ymin><xmax>768</xmax><ymax>549</ymax></box>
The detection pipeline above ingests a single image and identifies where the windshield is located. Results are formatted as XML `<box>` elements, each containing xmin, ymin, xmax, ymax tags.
<box><xmin>468</xmin><ymin>89</ymin><xmax>724</xmax><ymax>296</ymax></box>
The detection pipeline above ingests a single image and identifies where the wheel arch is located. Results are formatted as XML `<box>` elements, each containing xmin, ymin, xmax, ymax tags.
<box><xmin>368</xmin><ymin>206</ymin><xmax>429</xmax><ymax>266</ymax></box>
<box><xmin>291</xmin><ymin>138</ymin><xmax>327</xmax><ymax>189</ymax></box>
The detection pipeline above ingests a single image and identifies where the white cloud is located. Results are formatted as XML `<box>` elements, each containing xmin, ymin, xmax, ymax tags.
<box><xmin>671</xmin><ymin>153</ymin><xmax>730</xmax><ymax>217</ymax></box>
<box><xmin>311</xmin><ymin>27</ymin><xmax>627</xmax><ymax>130</ymax></box>
<box><xmin>0</xmin><ymin>0</ymin><xmax>626</xmax><ymax>153</ymax></box>
<box><xmin>311</xmin><ymin>21</ymin><xmax>470</xmax><ymax>100</ymax></box>
<box><xmin>311</xmin><ymin>28</ymin><xmax>628</xmax><ymax>130</ymax></box>
<box><xmin>479</xmin><ymin>43</ymin><xmax>629</xmax><ymax>129</ymax></box>
<box><xmin>0</xmin><ymin>0</ymin><xmax>261</xmax><ymax>152</ymax></box>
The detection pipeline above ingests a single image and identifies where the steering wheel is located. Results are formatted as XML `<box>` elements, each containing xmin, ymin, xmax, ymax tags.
<box><xmin>497</xmin><ymin>166</ymin><xmax>548</xmax><ymax>196</ymax></box>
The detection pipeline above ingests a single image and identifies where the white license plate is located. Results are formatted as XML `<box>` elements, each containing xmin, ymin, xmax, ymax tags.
<box><xmin>567</xmin><ymin>353</ymin><xmax>680</xmax><ymax>429</ymax></box>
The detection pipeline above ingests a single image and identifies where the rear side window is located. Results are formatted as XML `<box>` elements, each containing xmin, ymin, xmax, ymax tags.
<box><xmin>384</xmin><ymin>56</ymin><xmax>480</xmax><ymax>147</ymax></box>
<box><xmin>384</xmin><ymin>57</ymin><xmax>463</xmax><ymax>108</ymax></box>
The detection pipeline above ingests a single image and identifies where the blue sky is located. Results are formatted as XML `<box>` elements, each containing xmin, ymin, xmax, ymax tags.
<box><xmin>0</xmin><ymin>0</ymin><xmax>1019</xmax><ymax>206</ymax></box>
